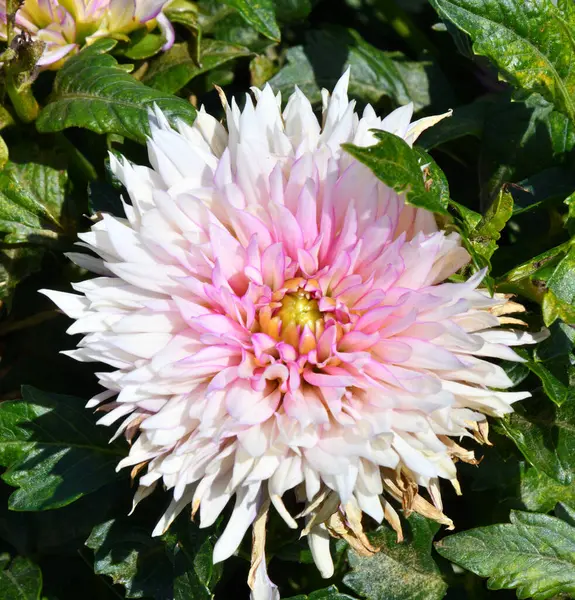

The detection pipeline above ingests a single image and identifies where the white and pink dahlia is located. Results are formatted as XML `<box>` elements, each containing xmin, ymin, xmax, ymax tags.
<box><xmin>43</xmin><ymin>71</ymin><xmax>543</xmax><ymax>597</ymax></box>
<box><xmin>0</xmin><ymin>0</ymin><xmax>174</xmax><ymax>68</ymax></box>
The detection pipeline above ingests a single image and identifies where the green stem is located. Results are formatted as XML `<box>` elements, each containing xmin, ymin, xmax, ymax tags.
<box><xmin>6</xmin><ymin>76</ymin><xmax>40</xmax><ymax>123</ymax></box>
<box><xmin>374</xmin><ymin>0</ymin><xmax>439</xmax><ymax>57</ymax></box>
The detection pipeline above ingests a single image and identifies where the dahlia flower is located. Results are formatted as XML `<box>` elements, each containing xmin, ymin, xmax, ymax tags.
<box><xmin>42</xmin><ymin>71</ymin><xmax>544</xmax><ymax>598</ymax></box>
<box><xmin>0</xmin><ymin>0</ymin><xmax>174</xmax><ymax>68</ymax></box>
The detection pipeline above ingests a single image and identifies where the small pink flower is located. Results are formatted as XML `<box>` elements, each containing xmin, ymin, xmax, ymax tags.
<box><xmin>0</xmin><ymin>0</ymin><xmax>174</xmax><ymax>68</ymax></box>
<box><xmin>42</xmin><ymin>71</ymin><xmax>545</xmax><ymax>597</ymax></box>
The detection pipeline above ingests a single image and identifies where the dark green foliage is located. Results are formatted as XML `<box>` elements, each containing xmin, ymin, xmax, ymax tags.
<box><xmin>0</xmin><ymin>387</ymin><xmax>126</xmax><ymax>510</ymax></box>
<box><xmin>2</xmin><ymin>0</ymin><xmax>575</xmax><ymax>599</ymax></box>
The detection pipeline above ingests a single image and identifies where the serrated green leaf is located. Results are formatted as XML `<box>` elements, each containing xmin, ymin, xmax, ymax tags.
<box><xmin>343</xmin><ymin>131</ymin><xmax>449</xmax><ymax>215</ymax></box>
<box><xmin>86</xmin><ymin>517</ymin><xmax>221</xmax><ymax>600</ymax></box>
<box><xmin>86</xmin><ymin>519</ymin><xmax>174</xmax><ymax>599</ymax></box>
<box><xmin>498</xmin><ymin>392</ymin><xmax>575</xmax><ymax>485</ymax></box>
<box><xmin>343</xmin><ymin>514</ymin><xmax>447</xmax><ymax>600</ymax></box>
<box><xmin>435</xmin><ymin>509</ymin><xmax>575</xmax><ymax>600</ymax></box>
<box><xmin>0</xmin><ymin>555</ymin><xmax>43</xmax><ymax>600</ymax></box>
<box><xmin>36</xmin><ymin>39</ymin><xmax>197</xmax><ymax>143</ymax></box>
<box><xmin>429</xmin><ymin>0</ymin><xmax>575</xmax><ymax>124</ymax></box>
<box><xmin>222</xmin><ymin>0</ymin><xmax>280</xmax><ymax>41</ymax></box>
<box><xmin>513</xmin><ymin>348</ymin><xmax>575</xmax><ymax>407</ymax></box>
<box><xmin>269</xmin><ymin>27</ymin><xmax>446</xmax><ymax>111</ymax></box>
<box><xmin>143</xmin><ymin>39</ymin><xmax>251</xmax><ymax>93</ymax></box>
<box><xmin>0</xmin><ymin>386</ymin><xmax>125</xmax><ymax>510</ymax></box>
<box><xmin>469</xmin><ymin>188</ymin><xmax>513</xmax><ymax>262</ymax></box>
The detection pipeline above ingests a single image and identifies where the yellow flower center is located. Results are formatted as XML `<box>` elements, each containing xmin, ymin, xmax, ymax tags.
<box><xmin>277</xmin><ymin>292</ymin><xmax>322</xmax><ymax>329</ymax></box>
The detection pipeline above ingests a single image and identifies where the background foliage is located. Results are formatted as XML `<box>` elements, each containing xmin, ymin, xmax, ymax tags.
<box><xmin>1</xmin><ymin>0</ymin><xmax>575</xmax><ymax>598</ymax></box>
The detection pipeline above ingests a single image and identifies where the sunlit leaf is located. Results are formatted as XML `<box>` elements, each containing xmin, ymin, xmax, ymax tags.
<box><xmin>430</xmin><ymin>0</ymin><xmax>575</xmax><ymax>124</ymax></box>
<box><xmin>37</xmin><ymin>39</ymin><xmax>197</xmax><ymax>143</ymax></box>
<box><xmin>343</xmin><ymin>131</ymin><xmax>449</xmax><ymax>215</ymax></box>
<box><xmin>435</xmin><ymin>509</ymin><xmax>575</xmax><ymax>600</ymax></box>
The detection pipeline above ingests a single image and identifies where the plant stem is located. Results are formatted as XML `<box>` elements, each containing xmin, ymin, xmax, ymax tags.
<box><xmin>6</xmin><ymin>76</ymin><xmax>40</xmax><ymax>123</ymax></box>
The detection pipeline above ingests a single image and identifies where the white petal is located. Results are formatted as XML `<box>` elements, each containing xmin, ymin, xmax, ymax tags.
<box><xmin>212</xmin><ymin>484</ymin><xmax>261</xmax><ymax>563</ymax></box>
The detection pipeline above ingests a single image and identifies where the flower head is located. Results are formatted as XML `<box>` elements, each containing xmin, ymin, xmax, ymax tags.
<box><xmin>0</xmin><ymin>0</ymin><xmax>174</xmax><ymax>68</ymax></box>
<box><xmin>42</xmin><ymin>71</ymin><xmax>544</xmax><ymax>597</ymax></box>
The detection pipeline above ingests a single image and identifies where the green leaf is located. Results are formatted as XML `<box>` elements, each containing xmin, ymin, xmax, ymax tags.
<box><xmin>497</xmin><ymin>240</ymin><xmax>570</xmax><ymax>301</ymax></box>
<box><xmin>222</xmin><ymin>0</ymin><xmax>280</xmax><ymax>41</ymax></box>
<box><xmin>36</xmin><ymin>39</ymin><xmax>197</xmax><ymax>144</ymax></box>
<box><xmin>343</xmin><ymin>514</ymin><xmax>447</xmax><ymax>600</ymax></box>
<box><xmin>164</xmin><ymin>0</ymin><xmax>199</xmax><ymax>30</ymax></box>
<box><xmin>546</xmin><ymin>245</ymin><xmax>575</xmax><ymax>308</ymax></box>
<box><xmin>0</xmin><ymin>386</ymin><xmax>125</xmax><ymax>510</ymax></box>
<box><xmin>86</xmin><ymin>517</ymin><xmax>221</xmax><ymax>600</ymax></box>
<box><xmin>123</xmin><ymin>30</ymin><xmax>166</xmax><ymax>60</ymax></box>
<box><xmin>542</xmin><ymin>288</ymin><xmax>575</xmax><ymax>326</ymax></box>
<box><xmin>435</xmin><ymin>509</ymin><xmax>575</xmax><ymax>600</ymax></box>
<box><xmin>143</xmin><ymin>39</ymin><xmax>251</xmax><ymax>93</ymax></box>
<box><xmin>520</xmin><ymin>465</ymin><xmax>575</xmax><ymax>513</ymax></box>
<box><xmin>0</xmin><ymin>144</ymin><xmax>74</xmax><ymax>245</ymax></box>
<box><xmin>343</xmin><ymin>131</ymin><xmax>449</xmax><ymax>215</ymax></box>
<box><xmin>0</xmin><ymin>555</ymin><xmax>43</xmax><ymax>600</ymax></box>
<box><xmin>514</xmin><ymin>348</ymin><xmax>575</xmax><ymax>407</ymax></box>
<box><xmin>429</xmin><ymin>0</ymin><xmax>575</xmax><ymax>124</ymax></box>
<box><xmin>284</xmin><ymin>587</ymin><xmax>358</xmax><ymax>600</ymax></box>
<box><xmin>537</xmin><ymin>245</ymin><xmax>575</xmax><ymax>326</ymax></box>
<box><xmin>498</xmin><ymin>393</ymin><xmax>575</xmax><ymax>485</ymax></box>
<box><xmin>470</xmin><ymin>188</ymin><xmax>514</xmax><ymax>262</ymax></box>
<box><xmin>269</xmin><ymin>27</ymin><xmax>447</xmax><ymax>111</ymax></box>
